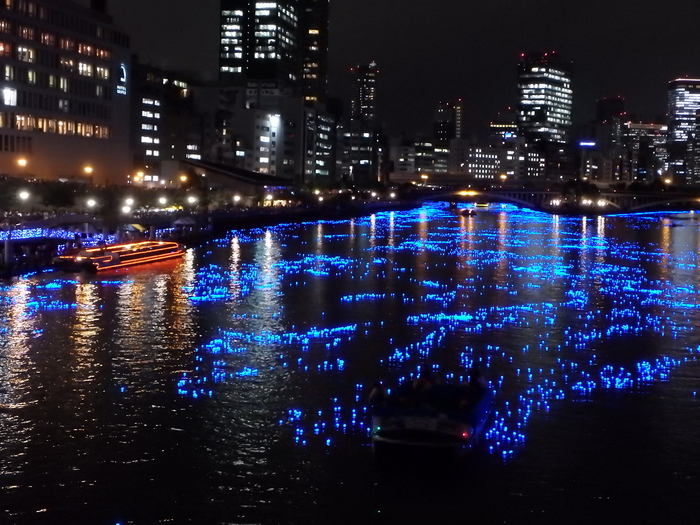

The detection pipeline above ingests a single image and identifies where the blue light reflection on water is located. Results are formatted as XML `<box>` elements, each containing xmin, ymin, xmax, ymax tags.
<box><xmin>2</xmin><ymin>204</ymin><xmax>700</xmax><ymax>522</ymax></box>
<box><xmin>170</xmin><ymin>203</ymin><xmax>700</xmax><ymax>460</ymax></box>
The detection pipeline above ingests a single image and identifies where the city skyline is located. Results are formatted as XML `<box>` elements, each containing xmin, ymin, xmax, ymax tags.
<box><xmin>88</xmin><ymin>0</ymin><xmax>700</xmax><ymax>137</ymax></box>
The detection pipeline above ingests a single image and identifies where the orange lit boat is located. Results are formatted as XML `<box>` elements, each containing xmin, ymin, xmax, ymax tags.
<box><xmin>55</xmin><ymin>240</ymin><xmax>185</xmax><ymax>272</ymax></box>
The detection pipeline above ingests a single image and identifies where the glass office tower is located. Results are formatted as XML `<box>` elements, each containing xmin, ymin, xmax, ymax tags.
<box><xmin>517</xmin><ymin>52</ymin><xmax>573</xmax><ymax>145</ymax></box>
<box><xmin>219</xmin><ymin>1</ymin><xmax>300</xmax><ymax>84</ymax></box>
<box><xmin>667</xmin><ymin>78</ymin><xmax>700</xmax><ymax>184</ymax></box>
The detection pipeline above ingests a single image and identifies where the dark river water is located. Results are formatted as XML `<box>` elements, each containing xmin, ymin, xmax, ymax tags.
<box><xmin>1</xmin><ymin>203</ymin><xmax>699</xmax><ymax>524</ymax></box>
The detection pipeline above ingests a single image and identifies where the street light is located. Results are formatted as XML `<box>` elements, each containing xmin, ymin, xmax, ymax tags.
<box><xmin>158</xmin><ymin>197</ymin><xmax>167</xmax><ymax>206</ymax></box>
<box><xmin>187</xmin><ymin>195</ymin><xmax>198</xmax><ymax>205</ymax></box>
<box><xmin>125</xmin><ymin>197</ymin><xmax>134</xmax><ymax>206</ymax></box>
<box><xmin>17</xmin><ymin>158</ymin><xmax>28</xmax><ymax>168</ymax></box>
<box><xmin>86</xmin><ymin>198</ymin><xmax>97</xmax><ymax>209</ymax></box>
<box><xmin>18</xmin><ymin>190</ymin><xmax>30</xmax><ymax>201</ymax></box>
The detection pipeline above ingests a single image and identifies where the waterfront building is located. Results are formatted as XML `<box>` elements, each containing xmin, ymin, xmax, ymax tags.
<box><xmin>217</xmin><ymin>1</ymin><xmax>336</xmax><ymax>185</ymax></box>
<box><xmin>517</xmin><ymin>52</ymin><xmax>573</xmax><ymax>145</ymax></box>
<box><xmin>0</xmin><ymin>0</ymin><xmax>131</xmax><ymax>184</ymax></box>
<box><xmin>447</xmin><ymin>137</ymin><xmax>544</xmax><ymax>183</ymax></box>
<box><xmin>128</xmin><ymin>60</ymin><xmax>203</xmax><ymax>188</ymax></box>
<box><xmin>624</xmin><ymin>121</ymin><xmax>667</xmax><ymax>183</ymax></box>
<box><xmin>517</xmin><ymin>52</ymin><xmax>574</xmax><ymax>180</ymax></box>
<box><xmin>338</xmin><ymin>62</ymin><xmax>384</xmax><ymax>187</ymax></box>
<box><xmin>667</xmin><ymin>78</ymin><xmax>700</xmax><ymax>185</ymax></box>
<box><xmin>389</xmin><ymin>136</ymin><xmax>448</xmax><ymax>181</ymax></box>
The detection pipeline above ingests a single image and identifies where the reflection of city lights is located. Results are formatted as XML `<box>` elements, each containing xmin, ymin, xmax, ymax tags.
<box><xmin>6</xmin><ymin>202</ymin><xmax>697</xmax><ymax>469</ymax></box>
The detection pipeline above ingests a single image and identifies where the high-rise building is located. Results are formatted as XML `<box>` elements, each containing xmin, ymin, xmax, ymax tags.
<box><xmin>349</xmin><ymin>61</ymin><xmax>379</xmax><ymax>124</ymax></box>
<box><xmin>667</xmin><ymin>78</ymin><xmax>700</xmax><ymax>184</ymax></box>
<box><xmin>215</xmin><ymin>1</ymin><xmax>336</xmax><ymax>184</ymax></box>
<box><xmin>0</xmin><ymin>0</ymin><xmax>131</xmax><ymax>184</ymax></box>
<box><xmin>517</xmin><ymin>52</ymin><xmax>573</xmax><ymax>145</ymax></box>
<box><xmin>219</xmin><ymin>0</ymin><xmax>300</xmax><ymax>86</ymax></box>
<box><xmin>339</xmin><ymin>62</ymin><xmax>384</xmax><ymax>187</ymax></box>
<box><xmin>300</xmin><ymin>0</ymin><xmax>328</xmax><ymax>103</ymax></box>
<box><xmin>128</xmin><ymin>61</ymin><xmax>203</xmax><ymax>188</ymax></box>
<box><xmin>433</xmin><ymin>100</ymin><xmax>463</xmax><ymax>142</ymax></box>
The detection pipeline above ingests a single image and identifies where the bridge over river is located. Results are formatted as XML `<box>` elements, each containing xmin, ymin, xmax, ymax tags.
<box><xmin>416</xmin><ymin>187</ymin><xmax>700</xmax><ymax>214</ymax></box>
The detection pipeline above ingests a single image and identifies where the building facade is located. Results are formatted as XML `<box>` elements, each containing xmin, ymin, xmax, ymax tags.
<box><xmin>0</xmin><ymin>0</ymin><xmax>131</xmax><ymax>183</ymax></box>
<box><xmin>667</xmin><ymin>78</ymin><xmax>700</xmax><ymax>185</ymax></box>
<box><xmin>217</xmin><ymin>0</ymin><xmax>336</xmax><ymax>186</ymax></box>
<box><xmin>517</xmin><ymin>51</ymin><xmax>573</xmax><ymax>145</ymax></box>
<box><xmin>349</xmin><ymin>61</ymin><xmax>378</xmax><ymax>124</ymax></box>
<box><xmin>433</xmin><ymin>99</ymin><xmax>463</xmax><ymax>142</ymax></box>
<box><xmin>128</xmin><ymin>61</ymin><xmax>203</xmax><ymax>188</ymax></box>
<box><xmin>219</xmin><ymin>0</ymin><xmax>300</xmax><ymax>86</ymax></box>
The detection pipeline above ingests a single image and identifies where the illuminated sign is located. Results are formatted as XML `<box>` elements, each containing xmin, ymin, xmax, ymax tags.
<box><xmin>116</xmin><ymin>64</ymin><xmax>127</xmax><ymax>95</ymax></box>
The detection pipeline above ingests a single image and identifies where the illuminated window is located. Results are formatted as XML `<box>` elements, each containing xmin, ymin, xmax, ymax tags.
<box><xmin>3</xmin><ymin>87</ymin><xmax>17</xmax><ymax>106</ymax></box>
<box><xmin>78</xmin><ymin>62</ymin><xmax>93</xmax><ymax>77</ymax></box>
<box><xmin>19</xmin><ymin>26</ymin><xmax>33</xmax><ymax>40</ymax></box>
<box><xmin>17</xmin><ymin>46</ymin><xmax>35</xmax><ymax>62</ymax></box>
<box><xmin>96</xmin><ymin>66</ymin><xmax>109</xmax><ymax>80</ymax></box>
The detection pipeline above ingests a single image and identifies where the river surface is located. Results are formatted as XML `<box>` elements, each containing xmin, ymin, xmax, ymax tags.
<box><xmin>1</xmin><ymin>203</ymin><xmax>699</xmax><ymax>524</ymax></box>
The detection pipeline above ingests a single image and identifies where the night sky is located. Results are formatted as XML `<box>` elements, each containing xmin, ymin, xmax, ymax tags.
<box><xmin>83</xmin><ymin>0</ymin><xmax>700</xmax><ymax>136</ymax></box>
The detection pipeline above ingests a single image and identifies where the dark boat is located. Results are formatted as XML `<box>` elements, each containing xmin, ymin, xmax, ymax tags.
<box><xmin>370</xmin><ymin>380</ymin><xmax>494</xmax><ymax>455</ymax></box>
<box><xmin>54</xmin><ymin>240</ymin><xmax>185</xmax><ymax>272</ymax></box>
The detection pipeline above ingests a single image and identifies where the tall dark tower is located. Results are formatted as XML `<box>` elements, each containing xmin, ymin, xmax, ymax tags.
<box><xmin>350</xmin><ymin>61</ymin><xmax>379</xmax><ymax>124</ymax></box>
<box><xmin>219</xmin><ymin>1</ymin><xmax>301</xmax><ymax>85</ymax></box>
<box><xmin>300</xmin><ymin>0</ymin><xmax>329</xmax><ymax>103</ymax></box>
<box><xmin>433</xmin><ymin>100</ymin><xmax>463</xmax><ymax>142</ymax></box>
<box><xmin>517</xmin><ymin>52</ymin><xmax>573</xmax><ymax>145</ymax></box>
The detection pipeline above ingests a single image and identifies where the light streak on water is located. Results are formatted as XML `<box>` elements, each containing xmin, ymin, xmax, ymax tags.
<box><xmin>171</xmin><ymin>203</ymin><xmax>700</xmax><ymax>459</ymax></box>
<box><xmin>2</xmin><ymin>203</ymin><xmax>700</xmax><ymax>465</ymax></box>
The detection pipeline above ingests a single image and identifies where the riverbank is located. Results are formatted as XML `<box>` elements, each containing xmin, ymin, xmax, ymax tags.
<box><xmin>0</xmin><ymin>200</ymin><xmax>420</xmax><ymax>279</ymax></box>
